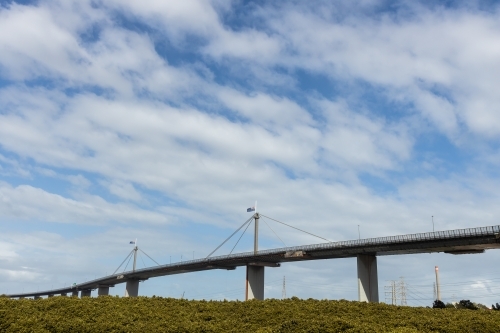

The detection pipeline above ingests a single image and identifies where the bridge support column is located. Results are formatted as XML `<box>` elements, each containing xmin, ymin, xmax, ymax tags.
<box><xmin>357</xmin><ymin>254</ymin><xmax>379</xmax><ymax>302</ymax></box>
<box><xmin>81</xmin><ymin>290</ymin><xmax>91</xmax><ymax>297</ymax></box>
<box><xmin>125</xmin><ymin>280</ymin><xmax>139</xmax><ymax>297</ymax></box>
<box><xmin>98</xmin><ymin>286</ymin><xmax>110</xmax><ymax>296</ymax></box>
<box><xmin>71</xmin><ymin>290</ymin><xmax>79</xmax><ymax>297</ymax></box>
<box><xmin>60</xmin><ymin>293</ymin><xmax>67</xmax><ymax>297</ymax></box>
<box><xmin>48</xmin><ymin>294</ymin><xmax>54</xmax><ymax>298</ymax></box>
<box><xmin>246</xmin><ymin>266</ymin><xmax>264</xmax><ymax>300</ymax></box>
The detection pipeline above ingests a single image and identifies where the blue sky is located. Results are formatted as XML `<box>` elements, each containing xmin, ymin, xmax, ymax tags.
<box><xmin>1</xmin><ymin>0</ymin><xmax>500</xmax><ymax>306</ymax></box>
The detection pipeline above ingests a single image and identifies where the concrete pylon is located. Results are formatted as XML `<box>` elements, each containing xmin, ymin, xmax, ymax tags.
<box><xmin>60</xmin><ymin>293</ymin><xmax>67</xmax><ymax>297</ymax></box>
<box><xmin>98</xmin><ymin>286</ymin><xmax>109</xmax><ymax>296</ymax></box>
<box><xmin>125</xmin><ymin>280</ymin><xmax>139</xmax><ymax>297</ymax></box>
<box><xmin>81</xmin><ymin>290</ymin><xmax>91</xmax><ymax>297</ymax></box>
<box><xmin>246</xmin><ymin>266</ymin><xmax>264</xmax><ymax>300</ymax></box>
<box><xmin>71</xmin><ymin>290</ymin><xmax>79</xmax><ymax>297</ymax></box>
<box><xmin>357</xmin><ymin>254</ymin><xmax>379</xmax><ymax>302</ymax></box>
<box><xmin>245</xmin><ymin>212</ymin><xmax>265</xmax><ymax>300</ymax></box>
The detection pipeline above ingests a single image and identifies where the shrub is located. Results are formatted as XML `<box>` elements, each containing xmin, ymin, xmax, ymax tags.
<box><xmin>432</xmin><ymin>300</ymin><xmax>446</xmax><ymax>308</ymax></box>
<box><xmin>456</xmin><ymin>300</ymin><xmax>478</xmax><ymax>310</ymax></box>
<box><xmin>1</xmin><ymin>297</ymin><xmax>500</xmax><ymax>332</ymax></box>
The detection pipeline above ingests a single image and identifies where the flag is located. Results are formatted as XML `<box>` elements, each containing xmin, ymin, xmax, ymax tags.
<box><xmin>247</xmin><ymin>206</ymin><xmax>255</xmax><ymax>212</ymax></box>
<box><xmin>130</xmin><ymin>241</ymin><xmax>135</xmax><ymax>244</ymax></box>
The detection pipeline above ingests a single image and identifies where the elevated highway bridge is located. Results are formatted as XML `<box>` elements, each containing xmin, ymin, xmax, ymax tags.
<box><xmin>7</xmin><ymin>213</ymin><xmax>500</xmax><ymax>302</ymax></box>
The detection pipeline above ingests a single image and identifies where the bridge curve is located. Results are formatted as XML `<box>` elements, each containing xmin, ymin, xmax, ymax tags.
<box><xmin>7</xmin><ymin>224</ymin><xmax>500</xmax><ymax>300</ymax></box>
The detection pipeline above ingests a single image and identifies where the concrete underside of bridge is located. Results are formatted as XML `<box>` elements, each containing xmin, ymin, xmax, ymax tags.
<box><xmin>246</xmin><ymin>265</ymin><xmax>264</xmax><ymax>300</ymax></box>
<box><xmin>81</xmin><ymin>290</ymin><xmax>91</xmax><ymax>297</ymax></box>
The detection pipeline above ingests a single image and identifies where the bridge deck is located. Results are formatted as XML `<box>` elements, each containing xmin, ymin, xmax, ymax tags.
<box><xmin>8</xmin><ymin>225</ymin><xmax>500</xmax><ymax>298</ymax></box>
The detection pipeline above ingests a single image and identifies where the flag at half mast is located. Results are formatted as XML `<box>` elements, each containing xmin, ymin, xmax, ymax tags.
<box><xmin>247</xmin><ymin>201</ymin><xmax>257</xmax><ymax>212</ymax></box>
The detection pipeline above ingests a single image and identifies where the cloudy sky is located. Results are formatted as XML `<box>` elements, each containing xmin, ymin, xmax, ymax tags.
<box><xmin>1</xmin><ymin>0</ymin><xmax>500</xmax><ymax>306</ymax></box>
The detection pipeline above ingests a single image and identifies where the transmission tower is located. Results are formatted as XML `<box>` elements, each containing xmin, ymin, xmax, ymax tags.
<box><xmin>384</xmin><ymin>280</ymin><xmax>397</xmax><ymax>305</ymax></box>
<box><xmin>396</xmin><ymin>277</ymin><xmax>407</xmax><ymax>306</ymax></box>
<box><xmin>385</xmin><ymin>277</ymin><xmax>407</xmax><ymax>306</ymax></box>
<box><xmin>282</xmin><ymin>276</ymin><xmax>286</xmax><ymax>299</ymax></box>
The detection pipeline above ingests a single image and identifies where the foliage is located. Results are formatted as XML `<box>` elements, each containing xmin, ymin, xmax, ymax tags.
<box><xmin>492</xmin><ymin>303</ymin><xmax>500</xmax><ymax>311</ymax></box>
<box><xmin>432</xmin><ymin>300</ymin><xmax>446</xmax><ymax>309</ymax></box>
<box><xmin>475</xmin><ymin>303</ymin><xmax>489</xmax><ymax>310</ymax></box>
<box><xmin>1</xmin><ymin>297</ymin><xmax>500</xmax><ymax>332</ymax></box>
<box><xmin>455</xmin><ymin>299</ymin><xmax>479</xmax><ymax>310</ymax></box>
<box><xmin>445</xmin><ymin>303</ymin><xmax>455</xmax><ymax>308</ymax></box>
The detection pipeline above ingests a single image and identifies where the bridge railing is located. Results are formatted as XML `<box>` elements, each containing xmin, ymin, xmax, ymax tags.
<box><xmin>8</xmin><ymin>225</ymin><xmax>499</xmax><ymax>297</ymax></box>
<box><xmin>202</xmin><ymin>224</ymin><xmax>500</xmax><ymax>262</ymax></box>
<box><xmin>121</xmin><ymin>225</ymin><xmax>500</xmax><ymax>276</ymax></box>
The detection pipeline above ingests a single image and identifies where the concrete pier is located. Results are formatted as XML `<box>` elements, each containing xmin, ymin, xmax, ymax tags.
<box><xmin>81</xmin><ymin>289</ymin><xmax>91</xmax><ymax>297</ymax></box>
<box><xmin>357</xmin><ymin>254</ymin><xmax>379</xmax><ymax>302</ymax></box>
<box><xmin>125</xmin><ymin>280</ymin><xmax>139</xmax><ymax>297</ymax></box>
<box><xmin>98</xmin><ymin>285</ymin><xmax>110</xmax><ymax>296</ymax></box>
<box><xmin>72</xmin><ymin>290</ymin><xmax>79</xmax><ymax>297</ymax></box>
<box><xmin>245</xmin><ymin>266</ymin><xmax>264</xmax><ymax>300</ymax></box>
<box><xmin>60</xmin><ymin>293</ymin><xmax>67</xmax><ymax>297</ymax></box>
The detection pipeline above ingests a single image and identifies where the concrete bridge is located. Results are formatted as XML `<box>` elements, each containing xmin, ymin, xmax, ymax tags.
<box><xmin>7</xmin><ymin>213</ymin><xmax>500</xmax><ymax>302</ymax></box>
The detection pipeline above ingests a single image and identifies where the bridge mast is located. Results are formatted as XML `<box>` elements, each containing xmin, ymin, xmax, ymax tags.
<box><xmin>132</xmin><ymin>239</ymin><xmax>138</xmax><ymax>272</ymax></box>
<box><xmin>246</xmin><ymin>211</ymin><xmax>265</xmax><ymax>301</ymax></box>
<box><xmin>254</xmin><ymin>213</ymin><xmax>259</xmax><ymax>254</ymax></box>
<box><xmin>126</xmin><ymin>238</ymin><xmax>139</xmax><ymax>297</ymax></box>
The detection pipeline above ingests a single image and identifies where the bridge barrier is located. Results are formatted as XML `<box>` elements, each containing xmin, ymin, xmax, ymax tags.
<box><xmin>7</xmin><ymin>224</ymin><xmax>499</xmax><ymax>299</ymax></box>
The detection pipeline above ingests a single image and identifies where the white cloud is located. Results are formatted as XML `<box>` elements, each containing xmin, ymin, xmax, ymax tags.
<box><xmin>105</xmin><ymin>0</ymin><xmax>223</xmax><ymax>41</ymax></box>
<box><xmin>0</xmin><ymin>2</ymin><xmax>97</xmax><ymax>81</ymax></box>
<box><xmin>192</xmin><ymin>3</ymin><xmax>500</xmax><ymax>139</ymax></box>
<box><xmin>0</xmin><ymin>182</ymin><xmax>168</xmax><ymax>225</ymax></box>
<box><xmin>105</xmin><ymin>180</ymin><xmax>143</xmax><ymax>202</ymax></box>
<box><xmin>318</xmin><ymin>99</ymin><xmax>412</xmax><ymax>170</ymax></box>
<box><xmin>0</xmin><ymin>242</ymin><xmax>19</xmax><ymax>262</ymax></box>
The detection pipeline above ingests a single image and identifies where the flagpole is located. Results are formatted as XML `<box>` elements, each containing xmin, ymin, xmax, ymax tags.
<box><xmin>133</xmin><ymin>238</ymin><xmax>138</xmax><ymax>272</ymax></box>
<box><xmin>254</xmin><ymin>210</ymin><xmax>259</xmax><ymax>254</ymax></box>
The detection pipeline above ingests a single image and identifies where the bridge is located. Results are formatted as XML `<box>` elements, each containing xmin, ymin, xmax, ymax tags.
<box><xmin>7</xmin><ymin>213</ymin><xmax>500</xmax><ymax>302</ymax></box>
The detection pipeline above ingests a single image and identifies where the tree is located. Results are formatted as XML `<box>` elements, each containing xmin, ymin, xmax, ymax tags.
<box><xmin>433</xmin><ymin>300</ymin><xmax>446</xmax><ymax>308</ymax></box>
<box><xmin>491</xmin><ymin>303</ymin><xmax>500</xmax><ymax>311</ymax></box>
<box><xmin>475</xmin><ymin>303</ymin><xmax>489</xmax><ymax>310</ymax></box>
<box><xmin>456</xmin><ymin>300</ymin><xmax>478</xmax><ymax>310</ymax></box>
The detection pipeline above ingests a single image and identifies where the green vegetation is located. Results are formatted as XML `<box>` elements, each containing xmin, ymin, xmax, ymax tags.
<box><xmin>1</xmin><ymin>296</ymin><xmax>500</xmax><ymax>332</ymax></box>
<box><xmin>432</xmin><ymin>300</ymin><xmax>445</xmax><ymax>309</ymax></box>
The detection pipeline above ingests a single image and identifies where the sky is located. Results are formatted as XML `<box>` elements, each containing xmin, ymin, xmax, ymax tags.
<box><xmin>1</xmin><ymin>0</ymin><xmax>500</xmax><ymax>307</ymax></box>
